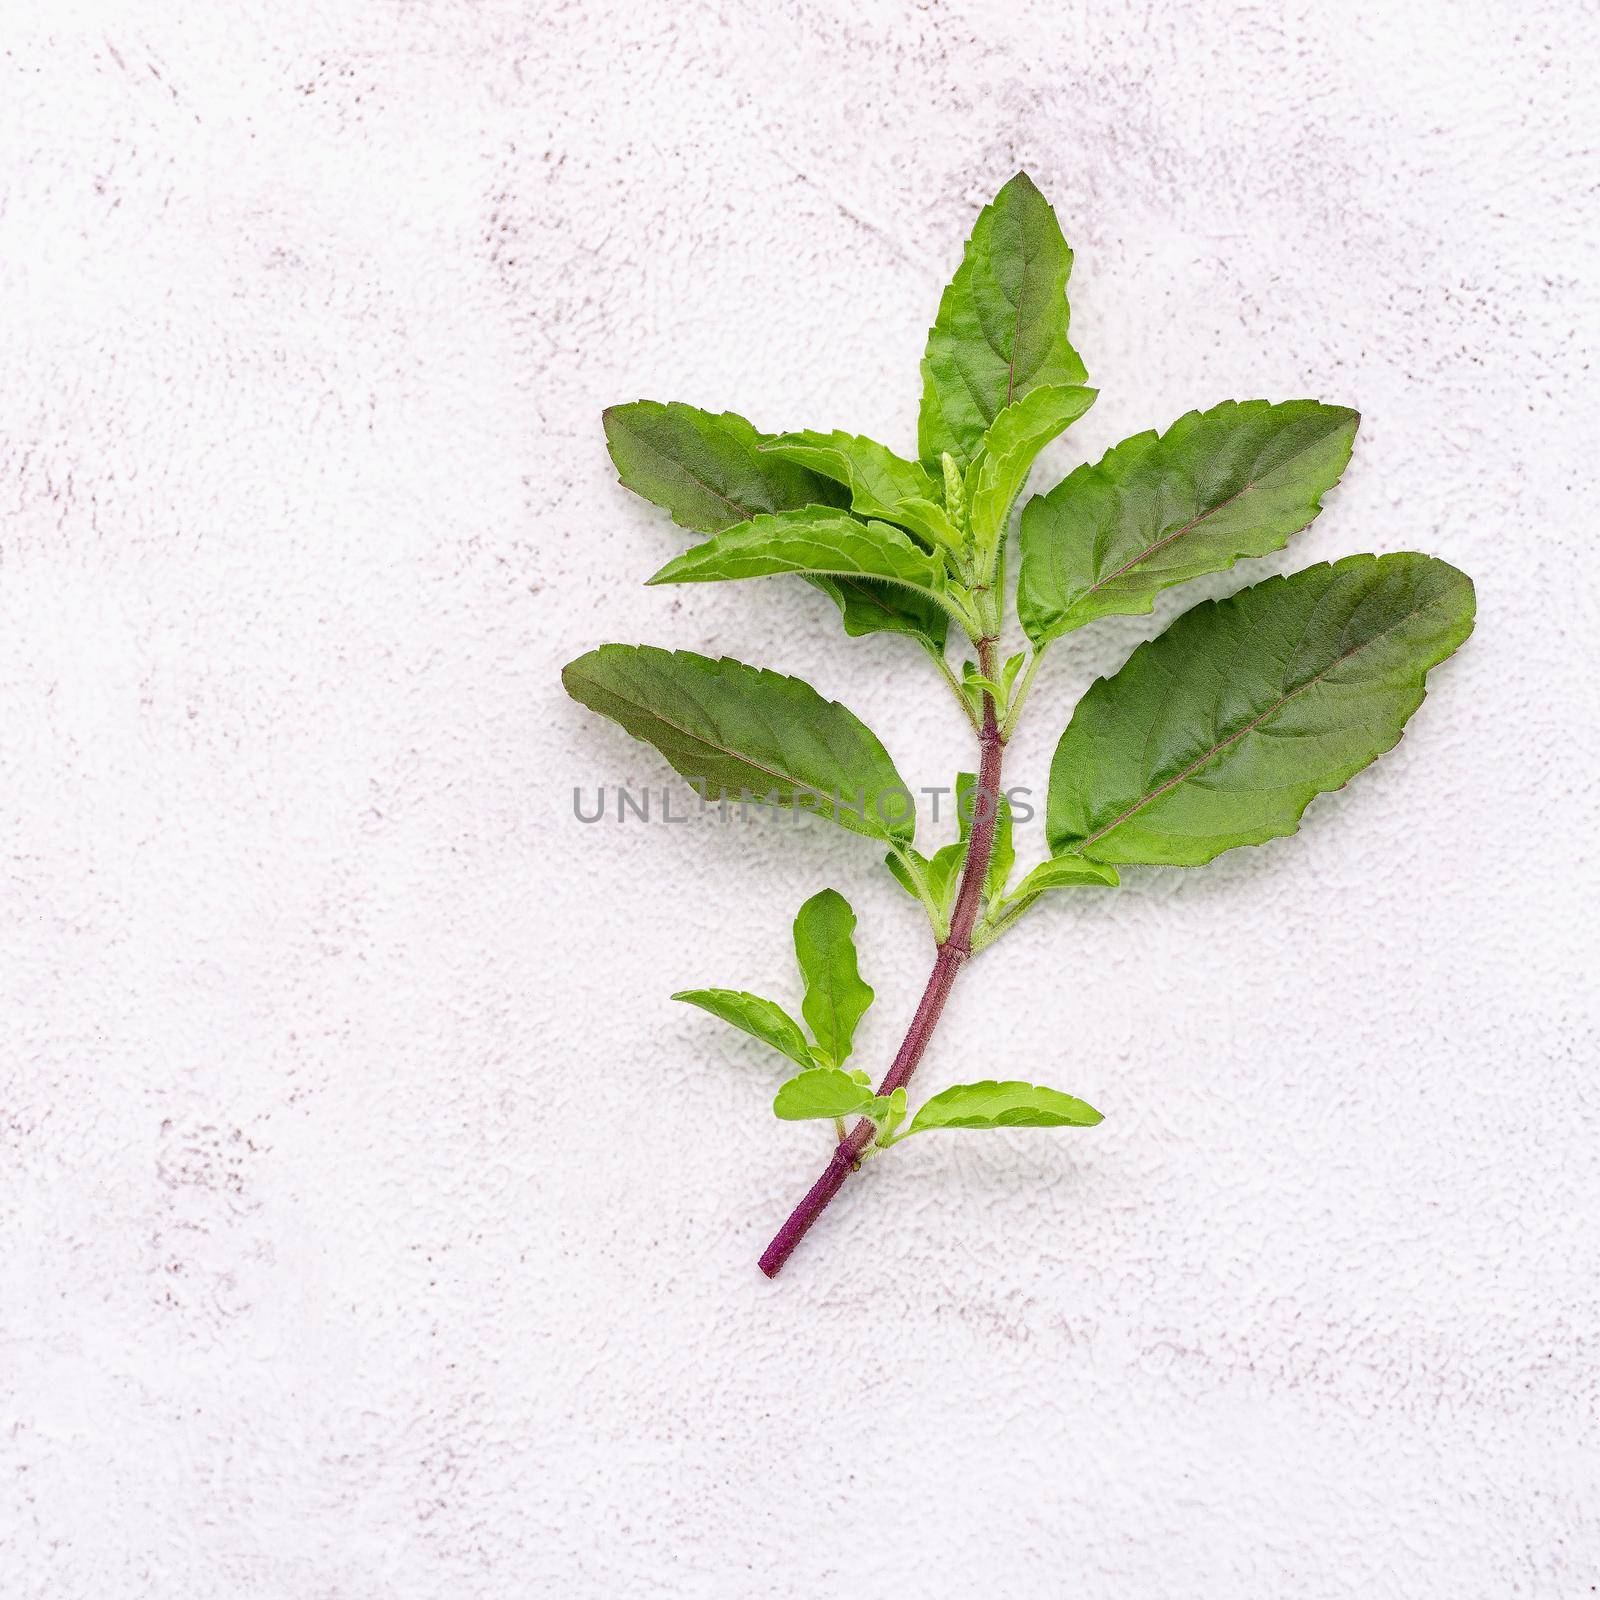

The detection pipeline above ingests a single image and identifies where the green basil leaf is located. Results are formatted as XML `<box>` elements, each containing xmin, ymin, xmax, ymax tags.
<box><xmin>1046</xmin><ymin>553</ymin><xmax>1476</xmax><ymax>866</ymax></box>
<box><xmin>872</xmin><ymin>1087</ymin><xmax>909</xmax><ymax>1145</ymax></box>
<box><xmin>995</xmin><ymin>856</ymin><xmax>1121</xmax><ymax>923</ymax></box>
<box><xmin>645</xmin><ymin>509</ymin><xmax>958</xmax><ymax>622</ymax></box>
<box><xmin>908</xmin><ymin>1080</ymin><xmax>1103</xmax><ymax>1133</ymax></box>
<box><xmin>883</xmin><ymin>844</ymin><xmax>931</xmax><ymax>903</ymax></box>
<box><xmin>671</xmin><ymin>989</ymin><xmax>815</xmax><ymax>1069</ymax></box>
<box><xmin>918</xmin><ymin>172</ymin><xmax>1086</xmax><ymax>467</ymax></box>
<box><xmin>760</xmin><ymin>431</ymin><xmax>961</xmax><ymax>550</ymax></box>
<box><xmin>604</xmin><ymin>400</ymin><xmax>845</xmax><ymax>533</ymax></box>
<box><xmin>562</xmin><ymin>644</ymin><xmax>916</xmax><ymax>843</ymax></box>
<box><xmin>890</xmin><ymin>775</ymin><xmax>1018</xmax><ymax>932</ymax></box>
<box><xmin>604</xmin><ymin>401</ymin><xmax>947</xmax><ymax>649</ymax></box>
<box><xmin>924</xmin><ymin>839</ymin><xmax>967</xmax><ymax>918</ymax></box>
<box><xmin>773</xmin><ymin>1067</ymin><xmax>878</xmax><ymax>1122</ymax></box>
<box><xmin>965</xmin><ymin>384</ymin><xmax>1097</xmax><ymax>549</ymax></box>
<box><xmin>808</xmin><ymin>575</ymin><xmax>952</xmax><ymax>651</ymax></box>
<box><xmin>1017</xmin><ymin>399</ymin><xmax>1360</xmax><ymax>645</ymax></box>
<box><xmin>792</xmin><ymin>889</ymin><xmax>875</xmax><ymax>1068</ymax></box>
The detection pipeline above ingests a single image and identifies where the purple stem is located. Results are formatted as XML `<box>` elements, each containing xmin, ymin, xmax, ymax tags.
<box><xmin>758</xmin><ymin>643</ymin><xmax>1006</xmax><ymax>1278</ymax></box>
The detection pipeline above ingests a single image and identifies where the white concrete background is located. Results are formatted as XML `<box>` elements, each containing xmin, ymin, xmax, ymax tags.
<box><xmin>3</xmin><ymin>1</ymin><xmax>1597</xmax><ymax>1594</ymax></box>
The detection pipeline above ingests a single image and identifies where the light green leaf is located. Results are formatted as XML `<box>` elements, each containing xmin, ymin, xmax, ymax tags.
<box><xmin>966</xmin><ymin>384</ymin><xmax>1097</xmax><ymax>550</ymax></box>
<box><xmin>671</xmin><ymin>989</ymin><xmax>815</xmax><ymax>1070</ymax></box>
<box><xmin>603</xmin><ymin>401</ymin><xmax>946</xmax><ymax>649</ymax></box>
<box><xmin>604</xmin><ymin>400</ymin><xmax>847</xmax><ymax>533</ymax></box>
<box><xmin>883</xmin><ymin>843</ymin><xmax>930</xmax><ymax>902</ymax></box>
<box><xmin>872</xmin><ymin>1087</ymin><xmax>908</xmax><ymax>1145</ymax></box>
<box><xmin>1046</xmin><ymin>553</ymin><xmax>1476</xmax><ymax>866</ymax></box>
<box><xmin>646</xmin><ymin>510</ymin><xmax>959</xmax><ymax>625</ymax></box>
<box><xmin>1017</xmin><ymin>399</ymin><xmax>1360</xmax><ymax>645</ymax></box>
<box><xmin>774</xmin><ymin>1067</ymin><xmax>877</xmax><ymax>1122</ymax></box>
<box><xmin>760</xmin><ymin>431</ymin><xmax>962</xmax><ymax>550</ymax></box>
<box><xmin>562</xmin><ymin>645</ymin><xmax>916</xmax><ymax>843</ymax></box>
<box><xmin>885</xmin><ymin>774</ymin><xmax>1015</xmax><ymax>936</ymax></box>
<box><xmin>908</xmin><ymin>1080</ymin><xmax>1103</xmax><ymax>1134</ymax></box>
<box><xmin>792</xmin><ymin>888</ymin><xmax>875</xmax><ymax>1068</ymax></box>
<box><xmin>996</xmin><ymin>855</ymin><xmax>1121</xmax><ymax>919</ymax></box>
<box><xmin>924</xmin><ymin>839</ymin><xmax>967</xmax><ymax>919</ymax></box>
<box><xmin>919</xmin><ymin>172</ymin><xmax>1087</xmax><ymax>467</ymax></box>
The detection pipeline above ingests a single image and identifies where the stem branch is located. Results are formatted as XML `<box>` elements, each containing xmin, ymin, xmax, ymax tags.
<box><xmin>758</xmin><ymin>639</ymin><xmax>1007</xmax><ymax>1277</ymax></box>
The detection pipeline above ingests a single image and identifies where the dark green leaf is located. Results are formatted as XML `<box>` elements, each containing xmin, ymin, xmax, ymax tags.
<box><xmin>809</xmin><ymin>575</ymin><xmax>952</xmax><ymax>651</ymax></box>
<box><xmin>604</xmin><ymin>401</ymin><xmax>845</xmax><ymax>533</ymax></box>
<box><xmin>562</xmin><ymin>645</ymin><xmax>916</xmax><ymax>843</ymax></box>
<box><xmin>604</xmin><ymin>401</ymin><xmax>946</xmax><ymax>649</ymax></box>
<box><xmin>1017</xmin><ymin>399</ymin><xmax>1360</xmax><ymax>645</ymax></box>
<box><xmin>792</xmin><ymin>889</ymin><xmax>875</xmax><ymax>1068</ymax></box>
<box><xmin>918</xmin><ymin>172</ymin><xmax>1087</xmax><ymax>466</ymax></box>
<box><xmin>672</xmin><ymin>989</ymin><xmax>815</xmax><ymax>1069</ymax></box>
<box><xmin>1046</xmin><ymin>553</ymin><xmax>1476</xmax><ymax>866</ymax></box>
<box><xmin>908</xmin><ymin>1080</ymin><xmax>1103</xmax><ymax>1133</ymax></box>
<box><xmin>646</xmin><ymin>509</ymin><xmax>958</xmax><ymax>621</ymax></box>
<box><xmin>760</xmin><ymin>431</ymin><xmax>961</xmax><ymax>550</ymax></box>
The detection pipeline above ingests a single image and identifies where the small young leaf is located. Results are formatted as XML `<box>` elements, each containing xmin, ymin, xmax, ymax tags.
<box><xmin>1046</xmin><ymin>553</ymin><xmax>1476</xmax><ymax>865</ymax></box>
<box><xmin>965</xmin><ymin>384</ymin><xmax>1097</xmax><ymax>550</ymax></box>
<box><xmin>996</xmin><ymin>855</ymin><xmax>1120</xmax><ymax>917</ymax></box>
<box><xmin>604</xmin><ymin>401</ymin><xmax>845</xmax><ymax>533</ymax></box>
<box><xmin>919</xmin><ymin>172</ymin><xmax>1087</xmax><ymax>467</ymax></box>
<box><xmin>872</xmin><ymin>1087</ymin><xmax>908</xmax><ymax>1145</ymax></box>
<box><xmin>760</xmin><ymin>431</ymin><xmax>962</xmax><ymax>550</ymax></box>
<box><xmin>908</xmin><ymin>1080</ymin><xmax>1103</xmax><ymax>1133</ymax></box>
<box><xmin>1017</xmin><ymin>399</ymin><xmax>1360</xmax><ymax>645</ymax></box>
<box><xmin>562</xmin><ymin>645</ymin><xmax>917</xmax><ymax>843</ymax></box>
<box><xmin>774</xmin><ymin>1067</ymin><xmax>877</xmax><ymax>1122</ymax></box>
<box><xmin>792</xmin><ymin>888</ymin><xmax>875</xmax><ymax>1068</ymax></box>
<box><xmin>974</xmin><ymin>856</ymin><xmax>1121</xmax><ymax>948</ymax></box>
<box><xmin>883</xmin><ymin>844</ymin><xmax>931</xmax><ymax>901</ymax></box>
<box><xmin>646</xmin><ymin>509</ymin><xmax>960</xmax><ymax>622</ymax></box>
<box><xmin>924</xmin><ymin>839</ymin><xmax>967</xmax><ymax>919</ymax></box>
<box><xmin>672</xmin><ymin>989</ymin><xmax>815</xmax><ymax>1070</ymax></box>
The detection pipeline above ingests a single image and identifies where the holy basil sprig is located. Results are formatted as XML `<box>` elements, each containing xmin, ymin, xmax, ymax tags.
<box><xmin>563</xmin><ymin>171</ymin><xmax>1477</xmax><ymax>1278</ymax></box>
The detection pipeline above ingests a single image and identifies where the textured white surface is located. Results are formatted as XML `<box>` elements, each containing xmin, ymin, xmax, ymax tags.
<box><xmin>4</xmin><ymin>2</ymin><xmax>1598</xmax><ymax>1594</ymax></box>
